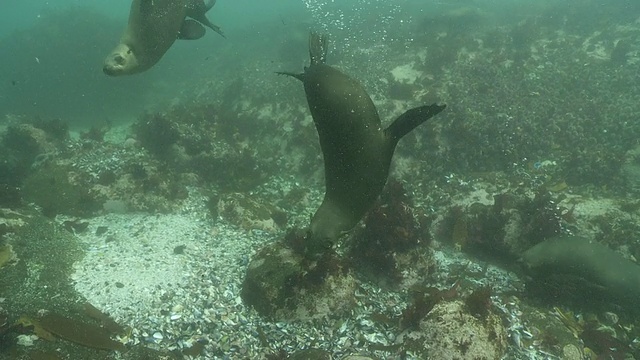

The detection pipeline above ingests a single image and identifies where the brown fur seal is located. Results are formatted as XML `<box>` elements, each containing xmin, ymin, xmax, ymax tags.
<box><xmin>279</xmin><ymin>33</ymin><xmax>446</xmax><ymax>257</ymax></box>
<box><xmin>522</xmin><ymin>235</ymin><xmax>640</xmax><ymax>312</ymax></box>
<box><xmin>103</xmin><ymin>0</ymin><xmax>224</xmax><ymax>76</ymax></box>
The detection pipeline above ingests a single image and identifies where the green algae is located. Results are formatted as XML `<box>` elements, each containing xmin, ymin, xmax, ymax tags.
<box><xmin>0</xmin><ymin>210</ymin><xmax>84</xmax><ymax>318</ymax></box>
<box><xmin>22</xmin><ymin>163</ymin><xmax>101</xmax><ymax>217</ymax></box>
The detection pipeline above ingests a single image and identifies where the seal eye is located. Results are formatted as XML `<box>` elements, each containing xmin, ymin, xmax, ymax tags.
<box><xmin>114</xmin><ymin>55</ymin><xmax>125</xmax><ymax>65</ymax></box>
<box><xmin>126</xmin><ymin>49</ymin><xmax>132</xmax><ymax>55</ymax></box>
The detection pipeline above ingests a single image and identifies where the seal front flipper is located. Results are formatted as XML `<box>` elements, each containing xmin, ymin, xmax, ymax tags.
<box><xmin>385</xmin><ymin>104</ymin><xmax>447</xmax><ymax>144</ymax></box>
<box><xmin>178</xmin><ymin>19</ymin><xmax>206</xmax><ymax>40</ymax></box>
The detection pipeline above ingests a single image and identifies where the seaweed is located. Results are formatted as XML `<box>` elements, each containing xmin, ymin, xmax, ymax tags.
<box><xmin>348</xmin><ymin>180</ymin><xmax>425</xmax><ymax>285</ymax></box>
<box><xmin>0</xmin><ymin>184</ymin><xmax>22</xmax><ymax>209</ymax></box>
<box><xmin>30</xmin><ymin>118</ymin><xmax>69</xmax><ymax>143</ymax></box>
<box><xmin>25</xmin><ymin>350</ymin><xmax>64</xmax><ymax>360</ymax></box>
<box><xmin>451</xmin><ymin>206</ymin><xmax>469</xmax><ymax>249</ymax></box>
<box><xmin>400</xmin><ymin>281</ymin><xmax>460</xmax><ymax>330</ymax></box>
<box><xmin>81</xmin><ymin>302</ymin><xmax>124</xmax><ymax>335</ymax></box>
<box><xmin>134</xmin><ymin>112</ymin><xmax>180</xmax><ymax>159</ymax></box>
<box><xmin>80</xmin><ymin>125</ymin><xmax>109</xmax><ymax>142</ymax></box>
<box><xmin>610</xmin><ymin>39</ymin><xmax>630</xmax><ymax>65</ymax></box>
<box><xmin>0</xmin><ymin>244</ymin><xmax>17</xmax><ymax>268</ymax></box>
<box><xmin>0</xmin><ymin>310</ymin><xmax>10</xmax><ymax>349</ymax></box>
<box><xmin>464</xmin><ymin>286</ymin><xmax>493</xmax><ymax>319</ymax></box>
<box><xmin>580</xmin><ymin>328</ymin><xmax>630</xmax><ymax>360</ymax></box>
<box><xmin>16</xmin><ymin>316</ymin><xmax>55</xmax><ymax>341</ymax></box>
<box><xmin>21</xmin><ymin>162</ymin><xmax>101</xmax><ymax>217</ymax></box>
<box><xmin>61</xmin><ymin>219</ymin><xmax>90</xmax><ymax>234</ymax></box>
<box><xmin>37</xmin><ymin>312</ymin><xmax>126</xmax><ymax>352</ymax></box>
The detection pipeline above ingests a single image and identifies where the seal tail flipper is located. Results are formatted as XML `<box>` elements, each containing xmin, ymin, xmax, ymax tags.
<box><xmin>309</xmin><ymin>32</ymin><xmax>329</xmax><ymax>65</ymax></box>
<box><xmin>385</xmin><ymin>104</ymin><xmax>446</xmax><ymax>143</ymax></box>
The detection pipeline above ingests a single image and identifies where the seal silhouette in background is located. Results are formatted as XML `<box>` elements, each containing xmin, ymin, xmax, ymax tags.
<box><xmin>103</xmin><ymin>0</ymin><xmax>224</xmax><ymax>76</ymax></box>
<box><xmin>279</xmin><ymin>33</ymin><xmax>446</xmax><ymax>258</ymax></box>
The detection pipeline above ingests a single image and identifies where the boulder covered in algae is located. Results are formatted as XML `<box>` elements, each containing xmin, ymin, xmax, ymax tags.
<box><xmin>401</xmin><ymin>299</ymin><xmax>508</xmax><ymax>359</ymax></box>
<box><xmin>241</xmin><ymin>229</ymin><xmax>356</xmax><ymax>320</ymax></box>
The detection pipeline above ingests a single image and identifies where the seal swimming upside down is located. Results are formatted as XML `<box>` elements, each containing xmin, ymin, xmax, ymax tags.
<box><xmin>279</xmin><ymin>33</ymin><xmax>446</xmax><ymax>257</ymax></box>
<box><xmin>103</xmin><ymin>0</ymin><xmax>224</xmax><ymax>76</ymax></box>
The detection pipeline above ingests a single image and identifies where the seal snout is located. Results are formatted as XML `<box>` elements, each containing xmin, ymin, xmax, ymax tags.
<box><xmin>102</xmin><ymin>43</ymin><xmax>133</xmax><ymax>76</ymax></box>
<box><xmin>103</xmin><ymin>64</ymin><xmax>115</xmax><ymax>76</ymax></box>
<box><xmin>103</xmin><ymin>54</ymin><xmax>127</xmax><ymax>76</ymax></box>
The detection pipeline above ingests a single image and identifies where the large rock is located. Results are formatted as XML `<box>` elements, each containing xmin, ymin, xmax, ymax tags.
<box><xmin>401</xmin><ymin>299</ymin><xmax>508</xmax><ymax>359</ymax></box>
<box><xmin>241</xmin><ymin>230</ymin><xmax>356</xmax><ymax>320</ymax></box>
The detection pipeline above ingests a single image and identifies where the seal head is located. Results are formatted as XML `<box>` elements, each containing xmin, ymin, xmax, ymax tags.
<box><xmin>279</xmin><ymin>33</ymin><xmax>446</xmax><ymax>258</ymax></box>
<box><xmin>103</xmin><ymin>43</ymin><xmax>138</xmax><ymax>76</ymax></box>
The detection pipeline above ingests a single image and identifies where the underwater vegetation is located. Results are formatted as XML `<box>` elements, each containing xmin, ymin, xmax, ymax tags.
<box><xmin>0</xmin><ymin>184</ymin><xmax>21</xmax><ymax>209</ymax></box>
<box><xmin>348</xmin><ymin>179</ymin><xmax>429</xmax><ymax>286</ymax></box>
<box><xmin>0</xmin><ymin>210</ymin><xmax>210</xmax><ymax>359</ymax></box>
<box><xmin>401</xmin><ymin>295</ymin><xmax>507</xmax><ymax>358</ymax></box>
<box><xmin>134</xmin><ymin>103</ymin><xmax>269</xmax><ymax>193</ymax></box>
<box><xmin>1</xmin><ymin>0</ymin><xmax>640</xmax><ymax>358</ymax></box>
<box><xmin>377</xmin><ymin>0</ymin><xmax>640</xmax><ymax>201</ymax></box>
<box><xmin>0</xmin><ymin>212</ymin><xmax>86</xmax><ymax>357</ymax></box>
<box><xmin>0</xmin><ymin>99</ymin><xmax>281</xmax><ymax>217</ymax></box>
<box><xmin>211</xmin><ymin>192</ymin><xmax>288</xmax><ymax>233</ymax></box>
<box><xmin>17</xmin><ymin>313</ymin><xmax>126</xmax><ymax>352</ymax></box>
<box><xmin>0</xmin><ymin>244</ymin><xmax>17</xmax><ymax>270</ymax></box>
<box><xmin>241</xmin><ymin>228</ymin><xmax>355</xmax><ymax>320</ymax></box>
<box><xmin>0</xmin><ymin>118</ymin><xmax>93</xmax><ymax>216</ymax></box>
<box><xmin>0</xmin><ymin>119</ymin><xmax>64</xmax><ymax>187</ymax></box>
<box><xmin>23</xmin><ymin>162</ymin><xmax>102</xmax><ymax>217</ymax></box>
<box><xmin>438</xmin><ymin>188</ymin><xmax>569</xmax><ymax>262</ymax></box>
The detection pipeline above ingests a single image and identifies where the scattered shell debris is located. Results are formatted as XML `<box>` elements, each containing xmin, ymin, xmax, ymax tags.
<box><xmin>67</xmin><ymin>188</ymin><xmax>551</xmax><ymax>359</ymax></box>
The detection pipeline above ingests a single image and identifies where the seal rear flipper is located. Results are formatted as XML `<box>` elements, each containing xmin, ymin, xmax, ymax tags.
<box><xmin>190</xmin><ymin>14</ymin><xmax>225</xmax><ymax>38</ymax></box>
<box><xmin>385</xmin><ymin>104</ymin><xmax>446</xmax><ymax>143</ymax></box>
<box><xmin>205</xmin><ymin>22</ymin><xmax>225</xmax><ymax>38</ymax></box>
<box><xmin>309</xmin><ymin>32</ymin><xmax>329</xmax><ymax>65</ymax></box>
<box><xmin>275</xmin><ymin>71</ymin><xmax>305</xmax><ymax>82</ymax></box>
<box><xmin>205</xmin><ymin>0</ymin><xmax>217</xmax><ymax>10</ymax></box>
<box><xmin>188</xmin><ymin>0</ymin><xmax>225</xmax><ymax>38</ymax></box>
<box><xmin>178</xmin><ymin>19</ymin><xmax>206</xmax><ymax>40</ymax></box>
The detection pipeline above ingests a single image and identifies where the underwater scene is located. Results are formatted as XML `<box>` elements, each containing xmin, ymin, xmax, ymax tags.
<box><xmin>2</xmin><ymin>0</ymin><xmax>640</xmax><ymax>359</ymax></box>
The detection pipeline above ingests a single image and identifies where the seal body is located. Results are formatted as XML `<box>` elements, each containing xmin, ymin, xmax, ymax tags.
<box><xmin>280</xmin><ymin>33</ymin><xmax>446</xmax><ymax>257</ymax></box>
<box><xmin>103</xmin><ymin>0</ymin><xmax>224</xmax><ymax>76</ymax></box>
<box><xmin>523</xmin><ymin>235</ymin><xmax>640</xmax><ymax>311</ymax></box>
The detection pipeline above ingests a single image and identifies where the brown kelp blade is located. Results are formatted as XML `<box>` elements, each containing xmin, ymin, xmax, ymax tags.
<box><xmin>82</xmin><ymin>302</ymin><xmax>124</xmax><ymax>335</ymax></box>
<box><xmin>38</xmin><ymin>313</ymin><xmax>126</xmax><ymax>352</ymax></box>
